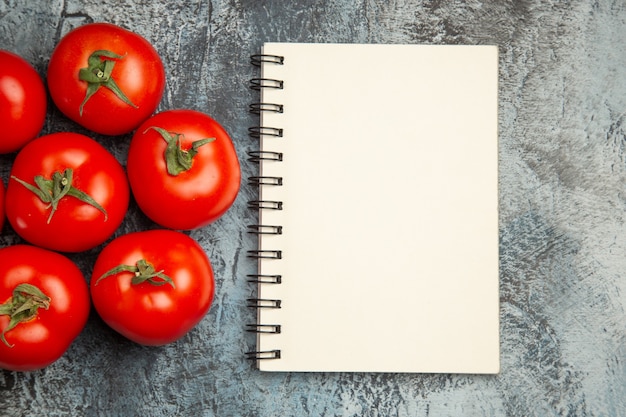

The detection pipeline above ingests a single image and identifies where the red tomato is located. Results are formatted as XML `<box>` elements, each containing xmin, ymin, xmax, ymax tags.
<box><xmin>0</xmin><ymin>50</ymin><xmax>47</xmax><ymax>153</ymax></box>
<box><xmin>5</xmin><ymin>132</ymin><xmax>129</xmax><ymax>252</ymax></box>
<box><xmin>47</xmin><ymin>23</ymin><xmax>165</xmax><ymax>136</ymax></box>
<box><xmin>0</xmin><ymin>245</ymin><xmax>90</xmax><ymax>372</ymax></box>
<box><xmin>127</xmin><ymin>110</ymin><xmax>241</xmax><ymax>230</ymax></box>
<box><xmin>90</xmin><ymin>230</ymin><xmax>215</xmax><ymax>345</ymax></box>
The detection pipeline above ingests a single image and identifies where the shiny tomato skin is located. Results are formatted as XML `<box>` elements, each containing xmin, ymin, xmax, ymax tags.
<box><xmin>5</xmin><ymin>132</ymin><xmax>129</xmax><ymax>252</ymax></box>
<box><xmin>90</xmin><ymin>230</ymin><xmax>215</xmax><ymax>346</ymax></box>
<box><xmin>127</xmin><ymin>110</ymin><xmax>241</xmax><ymax>230</ymax></box>
<box><xmin>0</xmin><ymin>245</ymin><xmax>90</xmax><ymax>372</ymax></box>
<box><xmin>47</xmin><ymin>23</ymin><xmax>165</xmax><ymax>136</ymax></box>
<box><xmin>0</xmin><ymin>50</ymin><xmax>47</xmax><ymax>153</ymax></box>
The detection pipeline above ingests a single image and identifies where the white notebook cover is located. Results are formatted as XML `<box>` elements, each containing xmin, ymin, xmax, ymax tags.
<box><xmin>251</xmin><ymin>43</ymin><xmax>499</xmax><ymax>373</ymax></box>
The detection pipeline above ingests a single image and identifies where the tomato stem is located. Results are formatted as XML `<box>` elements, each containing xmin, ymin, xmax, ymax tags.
<box><xmin>11</xmin><ymin>168</ymin><xmax>108</xmax><ymax>224</ymax></box>
<box><xmin>145</xmin><ymin>126</ymin><xmax>215</xmax><ymax>176</ymax></box>
<box><xmin>0</xmin><ymin>283</ymin><xmax>51</xmax><ymax>348</ymax></box>
<box><xmin>78</xmin><ymin>50</ymin><xmax>138</xmax><ymax>116</ymax></box>
<box><xmin>96</xmin><ymin>259</ymin><xmax>175</xmax><ymax>288</ymax></box>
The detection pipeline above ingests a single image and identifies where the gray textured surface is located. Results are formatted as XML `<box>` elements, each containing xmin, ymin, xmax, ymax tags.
<box><xmin>0</xmin><ymin>1</ymin><xmax>625</xmax><ymax>416</ymax></box>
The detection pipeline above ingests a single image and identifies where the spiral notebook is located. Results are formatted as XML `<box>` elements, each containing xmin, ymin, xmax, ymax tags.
<box><xmin>247</xmin><ymin>43</ymin><xmax>499</xmax><ymax>373</ymax></box>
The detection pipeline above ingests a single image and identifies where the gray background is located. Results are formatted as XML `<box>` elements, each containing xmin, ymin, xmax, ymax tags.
<box><xmin>0</xmin><ymin>1</ymin><xmax>625</xmax><ymax>416</ymax></box>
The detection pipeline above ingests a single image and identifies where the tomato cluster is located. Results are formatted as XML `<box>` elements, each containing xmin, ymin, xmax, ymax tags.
<box><xmin>0</xmin><ymin>22</ymin><xmax>240</xmax><ymax>371</ymax></box>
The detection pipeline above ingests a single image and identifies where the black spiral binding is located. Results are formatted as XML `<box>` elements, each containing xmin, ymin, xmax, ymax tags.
<box><xmin>249</xmin><ymin>103</ymin><xmax>283</xmax><ymax>114</ymax></box>
<box><xmin>250</xmin><ymin>54</ymin><xmax>284</xmax><ymax>66</ymax></box>
<box><xmin>249</xmin><ymin>78</ymin><xmax>283</xmax><ymax>90</ymax></box>
<box><xmin>246</xmin><ymin>324</ymin><xmax>281</xmax><ymax>334</ymax></box>
<box><xmin>246</xmin><ymin>52</ymin><xmax>285</xmax><ymax>362</ymax></box>
<box><xmin>248</xmin><ymin>126</ymin><xmax>283</xmax><ymax>138</ymax></box>
<box><xmin>248</xmin><ymin>176</ymin><xmax>283</xmax><ymax>186</ymax></box>
<box><xmin>247</xmin><ymin>224</ymin><xmax>283</xmax><ymax>235</ymax></box>
<box><xmin>247</xmin><ymin>151</ymin><xmax>283</xmax><ymax>163</ymax></box>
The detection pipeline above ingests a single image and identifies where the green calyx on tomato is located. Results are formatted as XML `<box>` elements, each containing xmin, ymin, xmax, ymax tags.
<box><xmin>96</xmin><ymin>259</ymin><xmax>175</xmax><ymax>288</ymax></box>
<box><xmin>11</xmin><ymin>168</ymin><xmax>108</xmax><ymax>224</ymax></box>
<box><xmin>0</xmin><ymin>283</ymin><xmax>51</xmax><ymax>347</ymax></box>
<box><xmin>146</xmin><ymin>126</ymin><xmax>215</xmax><ymax>176</ymax></box>
<box><xmin>78</xmin><ymin>49</ymin><xmax>138</xmax><ymax>116</ymax></box>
